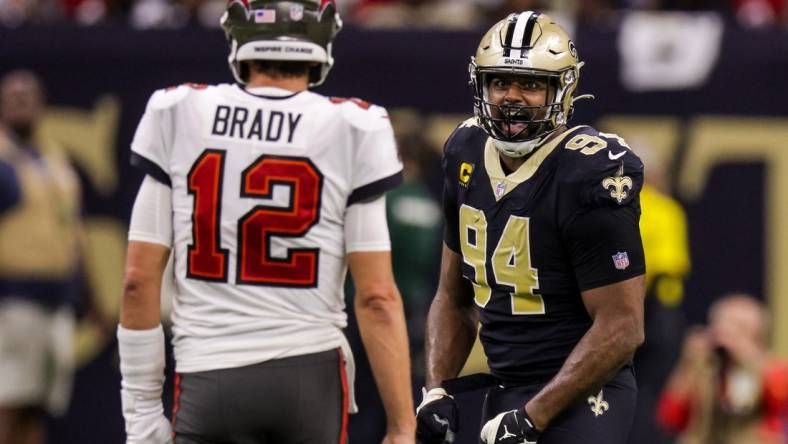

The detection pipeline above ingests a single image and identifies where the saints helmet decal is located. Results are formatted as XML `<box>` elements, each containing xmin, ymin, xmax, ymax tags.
<box><xmin>220</xmin><ymin>0</ymin><xmax>342</xmax><ymax>86</ymax></box>
<box><xmin>469</xmin><ymin>11</ymin><xmax>591</xmax><ymax>157</ymax></box>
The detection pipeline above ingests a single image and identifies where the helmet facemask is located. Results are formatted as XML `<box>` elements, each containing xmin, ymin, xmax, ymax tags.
<box><xmin>470</xmin><ymin>61</ymin><xmax>579</xmax><ymax>157</ymax></box>
<box><xmin>475</xmin><ymin>68</ymin><xmax>561</xmax><ymax>141</ymax></box>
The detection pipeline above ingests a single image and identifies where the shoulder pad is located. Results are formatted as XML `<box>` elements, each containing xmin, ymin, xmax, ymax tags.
<box><xmin>146</xmin><ymin>83</ymin><xmax>212</xmax><ymax>111</ymax></box>
<box><xmin>329</xmin><ymin>97</ymin><xmax>390</xmax><ymax>132</ymax></box>
<box><xmin>443</xmin><ymin>117</ymin><xmax>486</xmax><ymax>157</ymax></box>
<box><xmin>458</xmin><ymin>116</ymin><xmax>480</xmax><ymax>129</ymax></box>
<box><xmin>441</xmin><ymin>118</ymin><xmax>487</xmax><ymax>187</ymax></box>
<box><xmin>559</xmin><ymin>126</ymin><xmax>640</xmax><ymax>170</ymax></box>
<box><xmin>558</xmin><ymin>127</ymin><xmax>645</xmax><ymax>207</ymax></box>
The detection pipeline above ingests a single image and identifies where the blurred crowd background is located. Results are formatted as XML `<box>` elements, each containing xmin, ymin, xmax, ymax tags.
<box><xmin>1</xmin><ymin>0</ymin><xmax>787</xmax><ymax>443</ymax></box>
<box><xmin>1</xmin><ymin>0</ymin><xmax>787</xmax><ymax>28</ymax></box>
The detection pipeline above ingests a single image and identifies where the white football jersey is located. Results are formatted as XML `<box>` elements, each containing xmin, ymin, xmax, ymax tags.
<box><xmin>130</xmin><ymin>83</ymin><xmax>402</xmax><ymax>373</ymax></box>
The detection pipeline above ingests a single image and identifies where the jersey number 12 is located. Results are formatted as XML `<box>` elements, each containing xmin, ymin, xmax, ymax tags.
<box><xmin>187</xmin><ymin>149</ymin><xmax>323</xmax><ymax>287</ymax></box>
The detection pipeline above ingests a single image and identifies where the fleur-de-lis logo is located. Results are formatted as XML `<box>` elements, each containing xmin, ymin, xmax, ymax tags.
<box><xmin>587</xmin><ymin>389</ymin><xmax>609</xmax><ymax>417</ymax></box>
<box><xmin>602</xmin><ymin>162</ymin><xmax>633</xmax><ymax>204</ymax></box>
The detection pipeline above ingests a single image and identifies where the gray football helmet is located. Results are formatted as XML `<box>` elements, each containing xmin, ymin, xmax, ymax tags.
<box><xmin>221</xmin><ymin>0</ymin><xmax>342</xmax><ymax>86</ymax></box>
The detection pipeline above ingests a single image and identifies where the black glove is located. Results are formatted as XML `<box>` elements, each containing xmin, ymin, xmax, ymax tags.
<box><xmin>415</xmin><ymin>387</ymin><xmax>459</xmax><ymax>444</ymax></box>
<box><xmin>479</xmin><ymin>407</ymin><xmax>540</xmax><ymax>444</ymax></box>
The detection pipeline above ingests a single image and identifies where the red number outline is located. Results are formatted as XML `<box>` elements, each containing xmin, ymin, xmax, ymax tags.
<box><xmin>186</xmin><ymin>149</ymin><xmax>229</xmax><ymax>282</ymax></box>
<box><xmin>237</xmin><ymin>155</ymin><xmax>323</xmax><ymax>287</ymax></box>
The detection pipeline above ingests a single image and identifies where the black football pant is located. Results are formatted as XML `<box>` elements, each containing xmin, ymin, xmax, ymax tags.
<box><xmin>173</xmin><ymin>349</ymin><xmax>348</xmax><ymax>444</ymax></box>
<box><xmin>480</xmin><ymin>366</ymin><xmax>637</xmax><ymax>444</ymax></box>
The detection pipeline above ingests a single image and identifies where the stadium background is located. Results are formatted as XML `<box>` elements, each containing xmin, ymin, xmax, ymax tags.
<box><xmin>1</xmin><ymin>6</ymin><xmax>787</xmax><ymax>443</ymax></box>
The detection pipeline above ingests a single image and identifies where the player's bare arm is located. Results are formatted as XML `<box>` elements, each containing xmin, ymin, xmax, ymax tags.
<box><xmin>120</xmin><ymin>240</ymin><xmax>169</xmax><ymax>329</ymax></box>
<box><xmin>524</xmin><ymin>275</ymin><xmax>645</xmax><ymax>430</ymax></box>
<box><xmin>416</xmin><ymin>244</ymin><xmax>476</xmax><ymax>444</ymax></box>
<box><xmin>118</xmin><ymin>240</ymin><xmax>172</xmax><ymax>444</ymax></box>
<box><xmin>425</xmin><ymin>244</ymin><xmax>478</xmax><ymax>389</ymax></box>
<box><xmin>348</xmin><ymin>250</ymin><xmax>416</xmax><ymax>442</ymax></box>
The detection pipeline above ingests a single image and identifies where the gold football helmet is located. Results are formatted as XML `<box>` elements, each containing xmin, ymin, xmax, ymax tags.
<box><xmin>470</xmin><ymin>11</ymin><xmax>589</xmax><ymax>157</ymax></box>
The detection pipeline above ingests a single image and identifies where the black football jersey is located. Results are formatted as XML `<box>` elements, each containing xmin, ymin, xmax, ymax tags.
<box><xmin>442</xmin><ymin>119</ymin><xmax>646</xmax><ymax>384</ymax></box>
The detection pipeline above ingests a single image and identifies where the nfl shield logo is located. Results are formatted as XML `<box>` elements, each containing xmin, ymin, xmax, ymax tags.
<box><xmin>290</xmin><ymin>4</ymin><xmax>304</xmax><ymax>20</ymax></box>
<box><xmin>612</xmin><ymin>252</ymin><xmax>630</xmax><ymax>270</ymax></box>
<box><xmin>495</xmin><ymin>181</ymin><xmax>506</xmax><ymax>199</ymax></box>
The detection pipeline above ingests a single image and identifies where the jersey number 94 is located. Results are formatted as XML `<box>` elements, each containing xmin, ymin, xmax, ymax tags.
<box><xmin>460</xmin><ymin>204</ymin><xmax>543</xmax><ymax>315</ymax></box>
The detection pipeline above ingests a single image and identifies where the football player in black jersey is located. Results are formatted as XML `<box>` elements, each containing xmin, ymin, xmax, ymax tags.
<box><xmin>415</xmin><ymin>11</ymin><xmax>646</xmax><ymax>444</ymax></box>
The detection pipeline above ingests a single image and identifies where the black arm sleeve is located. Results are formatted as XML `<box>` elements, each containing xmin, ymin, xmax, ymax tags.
<box><xmin>564</xmin><ymin>204</ymin><xmax>646</xmax><ymax>291</ymax></box>
<box><xmin>443</xmin><ymin>181</ymin><xmax>460</xmax><ymax>253</ymax></box>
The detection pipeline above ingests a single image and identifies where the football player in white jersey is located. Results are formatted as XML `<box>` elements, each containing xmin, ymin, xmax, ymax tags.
<box><xmin>117</xmin><ymin>1</ymin><xmax>415</xmax><ymax>443</ymax></box>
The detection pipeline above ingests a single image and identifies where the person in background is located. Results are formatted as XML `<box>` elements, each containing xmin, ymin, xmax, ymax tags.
<box><xmin>386</xmin><ymin>130</ymin><xmax>443</xmax><ymax>380</ymax></box>
<box><xmin>657</xmin><ymin>293</ymin><xmax>788</xmax><ymax>444</ymax></box>
<box><xmin>342</xmin><ymin>125</ymin><xmax>443</xmax><ymax>441</ymax></box>
<box><xmin>0</xmin><ymin>70</ymin><xmax>82</xmax><ymax>444</ymax></box>
<box><xmin>628</xmin><ymin>141</ymin><xmax>691</xmax><ymax>444</ymax></box>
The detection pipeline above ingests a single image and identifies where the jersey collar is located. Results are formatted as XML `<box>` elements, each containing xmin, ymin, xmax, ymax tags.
<box><xmin>484</xmin><ymin>126</ymin><xmax>583</xmax><ymax>201</ymax></box>
<box><xmin>238</xmin><ymin>84</ymin><xmax>303</xmax><ymax>100</ymax></box>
